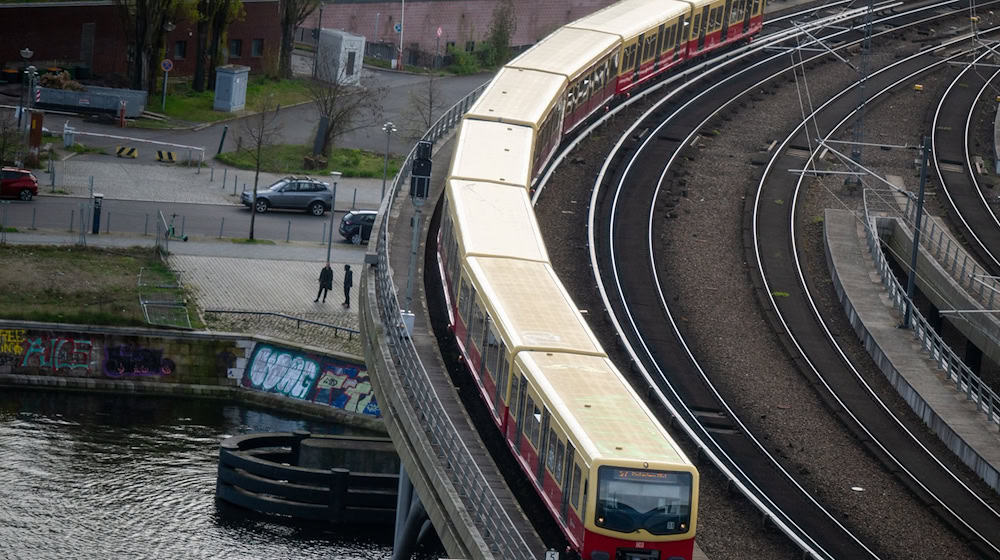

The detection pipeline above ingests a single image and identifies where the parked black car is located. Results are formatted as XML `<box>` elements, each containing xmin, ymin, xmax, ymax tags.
<box><xmin>240</xmin><ymin>177</ymin><xmax>332</xmax><ymax>215</ymax></box>
<box><xmin>339</xmin><ymin>210</ymin><xmax>377</xmax><ymax>244</ymax></box>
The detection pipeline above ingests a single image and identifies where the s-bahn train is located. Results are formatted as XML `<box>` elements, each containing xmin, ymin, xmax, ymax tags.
<box><xmin>432</xmin><ymin>0</ymin><xmax>766</xmax><ymax>558</ymax></box>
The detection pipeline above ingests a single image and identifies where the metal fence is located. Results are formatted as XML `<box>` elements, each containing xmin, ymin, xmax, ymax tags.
<box><xmin>371</xmin><ymin>82</ymin><xmax>537</xmax><ymax>558</ymax></box>
<box><xmin>864</xmin><ymin>191</ymin><xmax>1000</xmax><ymax>425</ymax></box>
<box><xmin>204</xmin><ymin>309</ymin><xmax>359</xmax><ymax>339</ymax></box>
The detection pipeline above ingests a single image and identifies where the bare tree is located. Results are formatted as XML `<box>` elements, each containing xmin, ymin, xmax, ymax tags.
<box><xmin>116</xmin><ymin>0</ymin><xmax>182</xmax><ymax>93</ymax></box>
<box><xmin>402</xmin><ymin>74</ymin><xmax>446</xmax><ymax>141</ymax></box>
<box><xmin>307</xmin><ymin>77</ymin><xmax>385</xmax><ymax>157</ymax></box>
<box><xmin>240</xmin><ymin>99</ymin><xmax>282</xmax><ymax>240</ymax></box>
<box><xmin>279</xmin><ymin>0</ymin><xmax>321</xmax><ymax>79</ymax></box>
<box><xmin>0</xmin><ymin>111</ymin><xmax>23</xmax><ymax>166</ymax></box>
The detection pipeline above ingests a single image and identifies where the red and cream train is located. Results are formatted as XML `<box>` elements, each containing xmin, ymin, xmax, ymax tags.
<box><xmin>432</xmin><ymin>0</ymin><xmax>766</xmax><ymax>558</ymax></box>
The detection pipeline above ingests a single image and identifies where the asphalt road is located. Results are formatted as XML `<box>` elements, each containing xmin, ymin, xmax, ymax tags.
<box><xmin>43</xmin><ymin>67</ymin><xmax>491</xmax><ymax>164</ymax></box>
<box><xmin>1</xmin><ymin>195</ymin><xmax>364</xmax><ymax>250</ymax></box>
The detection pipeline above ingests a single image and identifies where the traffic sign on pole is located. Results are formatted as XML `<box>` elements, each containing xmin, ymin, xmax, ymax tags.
<box><xmin>160</xmin><ymin>59</ymin><xmax>173</xmax><ymax>72</ymax></box>
<box><xmin>436</xmin><ymin>26</ymin><xmax>442</xmax><ymax>37</ymax></box>
<box><xmin>394</xmin><ymin>22</ymin><xmax>402</xmax><ymax>33</ymax></box>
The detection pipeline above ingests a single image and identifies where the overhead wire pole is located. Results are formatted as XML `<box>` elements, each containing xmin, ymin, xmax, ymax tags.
<box><xmin>849</xmin><ymin>0</ymin><xmax>875</xmax><ymax>185</ymax></box>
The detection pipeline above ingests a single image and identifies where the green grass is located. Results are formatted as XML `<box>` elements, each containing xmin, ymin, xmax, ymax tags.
<box><xmin>0</xmin><ymin>245</ymin><xmax>203</xmax><ymax>329</ymax></box>
<box><xmin>215</xmin><ymin>144</ymin><xmax>403</xmax><ymax>177</ymax></box>
<box><xmin>161</xmin><ymin>76</ymin><xmax>312</xmax><ymax>123</ymax></box>
<box><xmin>69</xmin><ymin>143</ymin><xmax>108</xmax><ymax>155</ymax></box>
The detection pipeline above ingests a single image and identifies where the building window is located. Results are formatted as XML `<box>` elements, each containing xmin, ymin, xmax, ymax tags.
<box><xmin>174</xmin><ymin>40</ymin><xmax>187</xmax><ymax>60</ymax></box>
<box><xmin>465</xmin><ymin>41</ymin><xmax>475</xmax><ymax>52</ymax></box>
<box><xmin>251</xmin><ymin>38</ymin><xmax>263</xmax><ymax>57</ymax></box>
<box><xmin>346</xmin><ymin>51</ymin><xmax>356</xmax><ymax>75</ymax></box>
<box><xmin>229</xmin><ymin>39</ymin><xmax>242</xmax><ymax>58</ymax></box>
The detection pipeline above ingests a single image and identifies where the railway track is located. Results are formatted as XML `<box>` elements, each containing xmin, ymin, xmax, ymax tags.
<box><xmin>933</xmin><ymin>48</ymin><xmax>1000</xmax><ymax>272</ymax></box>
<box><xmin>530</xmin><ymin>1</ymin><xmax>1000</xmax><ymax>558</ymax></box>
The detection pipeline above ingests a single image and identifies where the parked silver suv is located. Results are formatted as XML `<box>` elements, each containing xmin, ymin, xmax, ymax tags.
<box><xmin>240</xmin><ymin>177</ymin><xmax>332</xmax><ymax>216</ymax></box>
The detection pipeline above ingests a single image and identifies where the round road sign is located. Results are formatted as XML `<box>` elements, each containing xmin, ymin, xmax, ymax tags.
<box><xmin>394</xmin><ymin>22</ymin><xmax>402</xmax><ymax>33</ymax></box>
<box><xmin>160</xmin><ymin>59</ymin><xmax>173</xmax><ymax>72</ymax></box>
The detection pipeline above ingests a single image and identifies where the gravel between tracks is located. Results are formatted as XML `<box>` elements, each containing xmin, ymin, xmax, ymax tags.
<box><xmin>535</xmin><ymin>20</ymin><xmax>1000</xmax><ymax>560</ymax></box>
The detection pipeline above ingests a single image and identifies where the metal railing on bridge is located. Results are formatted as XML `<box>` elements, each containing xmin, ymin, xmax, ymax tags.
<box><xmin>864</xmin><ymin>190</ymin><xmax>1000</xmax><ymax>425</ymax></box>
<box><xmin>370</xmin><ymin>82</ymin><xmax>540</xmax><ymax>559</ymax></box>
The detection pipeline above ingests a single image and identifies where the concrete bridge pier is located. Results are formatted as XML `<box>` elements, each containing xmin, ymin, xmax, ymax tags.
<box><xmin>392</xmin><ymin>465</ymin><xmax>432</xmax><ymax>560</ymax></box>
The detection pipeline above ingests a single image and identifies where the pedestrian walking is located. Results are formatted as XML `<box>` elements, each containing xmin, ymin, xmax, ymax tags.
<box><xmin>342</xmin><ymin>264</ymin><xmax>353</xmax><ymax>307</ymax></box>
<box><xmin>315</xmin><ymin>263</ymin><xmax>333</xmax><ymax>303</ymax></box>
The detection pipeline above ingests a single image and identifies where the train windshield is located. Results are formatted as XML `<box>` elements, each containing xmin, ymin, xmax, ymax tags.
<box><xmin>595</xmin><ymin>466</ymin><xmax>692</xmax><ymax>535</ymax></box>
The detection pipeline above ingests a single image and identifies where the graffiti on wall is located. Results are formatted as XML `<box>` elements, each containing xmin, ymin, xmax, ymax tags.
<box><xmin>104</xmin><ymin>344</ymin><xmax>175</xmax><ymax>377</ymax></box>
<box><xmin>241</xmin><ymin>344</ymin><xmax>380</xmax><ymax>417</ymax></box>
<box><xmin>20</xmin><ymin>334</ymin><xmax>93</xmax><ymax>372</ymax></box>
<box><xmin>0</xmin><ymin>329</ymin><xmax>27</xmax><ymax>368</ymax></box>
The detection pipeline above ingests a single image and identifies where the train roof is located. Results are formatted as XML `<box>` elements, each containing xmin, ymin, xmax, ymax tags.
<box><xmin>568</xmin><ymin>0</ymin><xmax>690</xmax><ymax>38</ymax></box>
<box><xmin>448</xmin><ymin>179</ymin><xmax>549</xmax><ymax>262</ymax></box>
<box><xmin>466</xmin><ymin>256</ymin><xmax>604</xmax><ymax>356</ymax></box>
<box><xmin>465</xmin><ymin>68</ymin><xmax>567</xmax><ymax>129</ymax></box>
<box><xmin>519</xmin><ymin>352</ymin><xmax>691</xmax><ymax>466</ymax></box>
<box><xmin>506</xmin><ymin>27</ymin><xmax>620</xmax><ymax>80</ymax></box>
<box><xmin>449</xmin><ymin>118</ymin><xmax>533</xmax><ymax>188</ymax></box>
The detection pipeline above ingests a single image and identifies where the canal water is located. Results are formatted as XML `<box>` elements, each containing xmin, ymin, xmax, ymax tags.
<box><xmin>0</xmin><ymin>389</ymin><xmax>402</xmax><ymax>559</ymax></box>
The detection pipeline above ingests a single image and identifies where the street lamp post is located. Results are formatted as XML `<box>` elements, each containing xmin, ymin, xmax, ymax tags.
<box><xmin>326</xmin><ymin>170</ymin><xmax>342</xmax><ymax>263</ymax></box>
<box><xmin>17</xmin><ymin>48</ymin><xmax>33</xmax><ymax>131</ymax></box>
<box><xmin>381</xmin><ymin>121</ymin><xmax>397</xmax><ymax>200</ymax></box>
<box><xmin>398</xmin><ymin>0</ymin><xmax>405</xmax><ymax>70</ymax></box>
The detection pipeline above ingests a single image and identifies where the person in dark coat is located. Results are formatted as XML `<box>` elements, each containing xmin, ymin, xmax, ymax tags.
<box><xmin>342</xmin><ymin>264</ymin><xmax>353</xmax><ymax>307</ymax></box>
<box><xmin>315</xmin><ymin>263</ymin><xmax>333</xmax><ymax>303</ymax></box>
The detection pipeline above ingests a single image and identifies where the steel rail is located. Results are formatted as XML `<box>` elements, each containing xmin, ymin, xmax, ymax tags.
<box><xmin>933</xmin><ymin>49</ymin><xmax>1000</xmax><ymax>271</ymax></box>
<box><xmin>566</xmin><ymin>2</ymin><xmax>974</xmax><ymax>558</ymax></box>
<box><xmin>754</xmin><ymin>33</ymin><xmax>1000</xmax><ymax>556</ymax></box>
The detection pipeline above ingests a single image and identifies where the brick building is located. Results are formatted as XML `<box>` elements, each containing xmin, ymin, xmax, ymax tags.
<box><xmin>1</xmin><ymin>0</ymin><xmax>613</xmax><ymax>81</ymax></box>
<box><xmin>304</xmin><ymin>0</ymin><xmax>615</xmax><ymax>61</ymax></box>
<box><xmin>0</xmin><ymin>0</ymin><xmax>280</xmax><ymax>80</ymax></box>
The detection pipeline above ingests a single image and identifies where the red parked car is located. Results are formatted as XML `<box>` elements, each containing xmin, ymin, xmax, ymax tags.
<box><xmin>1</xmin><ymin>167</ymin><xmax>39</xmax><ymax>201</ymax></box>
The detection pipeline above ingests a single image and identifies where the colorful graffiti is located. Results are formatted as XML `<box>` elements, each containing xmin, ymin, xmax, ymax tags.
<box><xmin>20</xmin><ymin>334</ymin><xmax>93</xmax><ymax>372</ymax></box>
<box><xmin>104</xmin><ymin>344</ymin><xmax>175</xmax><ymax>377</ymax></box>
<box><xmin>241</xmin><ymin>344</ymin><xmax>380</xmax><ymax>417</ymax></box>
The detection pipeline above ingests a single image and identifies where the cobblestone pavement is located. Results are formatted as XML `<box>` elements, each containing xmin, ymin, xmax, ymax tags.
<box><xmin>171</xmin><ymin>254</ymin><xmax>363</xmax><ymax>356</ymax></box>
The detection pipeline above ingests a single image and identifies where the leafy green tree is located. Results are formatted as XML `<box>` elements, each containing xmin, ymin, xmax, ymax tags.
<box><xmin>482</xmin><ymin>0</ymin><xmax>516</xmax><ymax>67</ymax></box>
<box><xmin>115</xmin><ymin>0</ymin><xmax>183</xmax><ymax>93</ymax></box>
<box><xmin>279</xmin><ymin>0</ymin><xmax>321</xmax><ymax>78</ymax></box>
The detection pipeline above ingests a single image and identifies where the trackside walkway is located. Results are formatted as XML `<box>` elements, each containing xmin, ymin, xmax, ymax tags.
<box><xmin>824</xmin><ymin>209</ymin><xmax>1000</xmax><ymax>492</ymax></box>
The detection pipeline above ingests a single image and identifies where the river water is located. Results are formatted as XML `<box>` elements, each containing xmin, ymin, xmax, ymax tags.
<box><xmin>0</xmin><ymin>389</ymin><xmax>397</xmax><ymax>560</ymax></box>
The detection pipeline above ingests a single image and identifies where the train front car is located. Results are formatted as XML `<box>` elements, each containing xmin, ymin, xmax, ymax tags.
<box><xmin>517</xmin><ymin>351</ymin><xmax>699</xmax><ymax>560</ymax></box>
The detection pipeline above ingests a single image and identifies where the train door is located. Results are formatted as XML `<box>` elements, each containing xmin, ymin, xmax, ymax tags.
<box><xmin>743</xmin><ymin>0</ymin><xmax>752</xmax><ymax>33</ymax></box>
<box><xmin>560</xmin><ymin>444</ymin><xmax>576</xmax><ymax>520</ymax></box>
<box><xmin>721</xmin><ymin>0</ymin><xmax>733</xmax><ymax>41</ymax></box>
<box><xmin>514</xmin><ymin>374</ymin><xmax>528</xmax><ymax>448</ymax></box>
<box><xmin>697</xmin><ymin>5</ymin><xmax>710</xmax><ymax>50</ymax></box>
<box><xmin>633</xmin><ymin>32</ymin><xmax>644</xmax><ymax>78</ymax></box>
<box><xmin>653</xmin><ymin>24</ymin><xmax>665</xmax><ymax>71</ymax></box>
<box><xmin>536</xmin><ymin>408</ymin><xmax>551</xmax><ymax>485</ymax></box>
<box><xmin>674</xmin><ymin>14</ymin><xmax>685</xmax><ymax>59</ymax></box>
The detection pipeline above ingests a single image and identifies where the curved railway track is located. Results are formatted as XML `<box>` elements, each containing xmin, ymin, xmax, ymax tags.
<box><xmin>752</xmin><ymin>33</ymin><xmax>1000</xmax><ymax>557</ymax></box>
<box><xmin>529</xmin><ymin>1</ymin><xmax>1000</xmax><ymax>558</ymax></box>
<box><xmin>933</xmin><ymin>49</ymin><xmax>1000</xmax><ymax>272</ymax></box>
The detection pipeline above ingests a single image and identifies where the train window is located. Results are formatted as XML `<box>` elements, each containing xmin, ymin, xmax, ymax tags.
<box><xmin>447</xmin><ymin>236</ymin><xmax>460</xmax><ymax>301</ymax></box>
<box><xmin>555</xmin><ymin>439</ymin><xmax>565</xmax><ymax>481</ymax></box>
<box><xmin>752</xmin><ymin>0</ymin><xmax>760</xmax><ymax>14</ymax></box>
<box><xmin>641</xmin><ymin>34</ymin><xmax>655</xmax><ymax>61</ymax></box>
<box><xmin>471</xmin><ymin>302</ymin><xmax>486</xmax><ymax>358</ymax></box>
<box><xmin>571</xmin><ymin>465</ymin><xmax>582</xmax><ymax>509</ymax></box>
<box><xmin>623</xmin><ymin>43</ymin><xmax>637</xmax><ymax>71</ymax></box>
<box><xmin>546</xmin><ymin>429</ymin><xmax>558</xmax><ymax>473</ymax></box>
<box><xmin>692</xmin><ymin>14</ymin><xmax>700</xmax><ymax>35</ymax></box>
<box><xmin>484</xmin><ymin>322</ymin><xmax>499</xmax><ymax>378</ymax></box>
<box><xmin>665</xmin><ymin>26</ymin><xmax>675</xmax><ymax>52</ymax></box>
<box><xmin>509</xmin><ymin>371</ymin><xmax>521</xmax><ymax>423</ymax></box>
<box><xmin>458</xmin><ymin>276</ymin><xmax>472</xmax><ymax>322</ymax></box>
<box><xmin>595</xmin><ymin>466</ymin><xmax>693</xmax><ymax>535</ymax></box>
<box><xmin>524</xmin><ymin>396</ymin><xmax>540</xmax><ymax>446</ymax></box>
